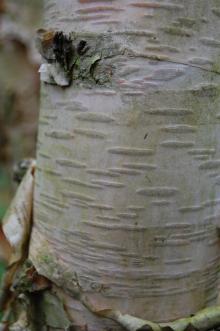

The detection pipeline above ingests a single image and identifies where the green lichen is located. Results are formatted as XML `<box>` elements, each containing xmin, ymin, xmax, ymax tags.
<box><xmin>74</xmin><ymin>53</ymin><xmax>101</xmax><ymax>82</ymax></box>
<box><xmin>40</xmin><ymin>291</ymin><xmax>72</xmax><ymax>329</ymax></box>
<box><xmin>190</xmin><ymin>84</ymin><xmax>219</xmax><ymax>98</ymax></box>
<box><xmin>163</xmin><ymin>26</ymin><xmax>192</xmax><ymax>37</ymax></box>
<box><xmin>176</xmin><ymin>17</ymin><xmax>196</xmax><ymax>28</ymax></box>
<box><xmin>67</xmin><ymin>32</ymin><xmax>122</xmax><ymax>87</ymax></box>
<box><xmin>212</xmin><ymin>56</ymin><xmax>220</xmax><ymax>74</ymax></box>
<box><xmin>12</xmin><ymin>260</ymin><xmax>34</xmax><ymax>294</ymax></box>
<box><xmin>33</xmin><ymin>248</ymin><xmax>82</xmax><ymax>300</ymax></box>
<box><xmin>36</xmin><ymin>252</ymin><xmax>57</xmax><ymax>278</ymax></box>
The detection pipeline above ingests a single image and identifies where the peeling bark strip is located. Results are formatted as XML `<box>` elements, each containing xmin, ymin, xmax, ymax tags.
<box><xmin>2</xmin><ymin>160</ymin><xmax>35</xmax><ymax>265</ymax></box>
<box><xmin>0</xmin><ymin>161</ymin><xmax>36</xmax><ymax>322</ymax></box>
<box><xmin>92</xmin><ymin>306</ymin><xmax>220</xmax><ymax>331</ymax></box>
<box><xmin>30</xmin><ymin>0</ymin><xmax>220</xmax><ymax>330</ymax></box>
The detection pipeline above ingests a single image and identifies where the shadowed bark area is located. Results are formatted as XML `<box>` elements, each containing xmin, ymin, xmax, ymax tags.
<box><xmin>29</xmin><ymin>0</ymin><xmax>220</xmax><ymax>330</ymax></box>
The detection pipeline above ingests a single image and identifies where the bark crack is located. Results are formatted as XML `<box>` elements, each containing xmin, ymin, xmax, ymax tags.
<box><xmin>128</xmin><ymin>50</ymin><xmax>220</xmax><ymax>76</ymax></box>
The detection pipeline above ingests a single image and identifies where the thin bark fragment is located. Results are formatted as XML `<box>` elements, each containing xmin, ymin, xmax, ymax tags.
<box><xmin>2</xmin><ymin>160</ymin><xmax>35</xmax><ymax>265</ymax></box>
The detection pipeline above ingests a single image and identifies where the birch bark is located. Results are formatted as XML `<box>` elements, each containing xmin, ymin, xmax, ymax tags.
<box><xmin>29</xmin><ymin>1</ymin><xmax>220</xmax><ymax>330</ymax></box>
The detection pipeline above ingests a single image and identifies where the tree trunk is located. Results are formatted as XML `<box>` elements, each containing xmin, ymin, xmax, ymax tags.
<box><xmin>29</xmin><ymin>1</ymin><xmax>220</xmax><ymax>330</ymax></box>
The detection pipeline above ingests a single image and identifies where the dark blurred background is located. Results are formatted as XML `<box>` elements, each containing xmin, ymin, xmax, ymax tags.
<box><xmin>0</xmin><ymin>0</ymin><xmax>43</xmax><ymax>220</ymax></box>
<box><xmin>0</xmin><ymin>0</ymin><xmax>42</xmax><ymax>273</ymax></box>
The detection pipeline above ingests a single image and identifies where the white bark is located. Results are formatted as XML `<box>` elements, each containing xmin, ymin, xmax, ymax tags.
<box><xmin>29</xmin><ymin>1</ymin><xmax>220</xmax><ymax>330</ymax></box>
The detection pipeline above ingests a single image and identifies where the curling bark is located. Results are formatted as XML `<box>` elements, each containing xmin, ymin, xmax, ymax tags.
<box><xmin>29</xmin><ymin>1</ymin><xmax>220</xmax><ymax>330</ymax></box>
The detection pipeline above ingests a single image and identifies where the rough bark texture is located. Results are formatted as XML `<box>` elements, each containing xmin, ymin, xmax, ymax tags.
<box><xmin>30</xmin><ymin>1</ymin><xmax>220</xmax><ymax>330</ymax></box>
